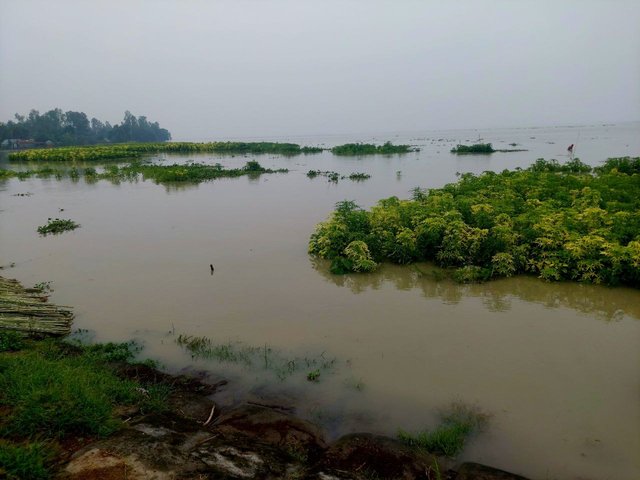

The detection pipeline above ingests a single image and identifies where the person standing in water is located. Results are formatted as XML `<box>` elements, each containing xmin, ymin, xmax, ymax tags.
<box><xmin>567</xmin><ymin>143</ymin><xmax>574</xmax><ymax>158</ymax></box>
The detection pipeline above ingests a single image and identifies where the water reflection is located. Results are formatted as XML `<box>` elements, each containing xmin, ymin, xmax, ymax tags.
<box><xmin>310</xmin><ymin>258</ymin><xmax>638</xmax><ymax>321</ymax></box>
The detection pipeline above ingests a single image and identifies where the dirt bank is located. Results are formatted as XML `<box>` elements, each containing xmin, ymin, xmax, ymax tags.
<box><xmin>59</xmin><ymin>363</ymin><xmax>528</xmax><ymax>480</ymax></box>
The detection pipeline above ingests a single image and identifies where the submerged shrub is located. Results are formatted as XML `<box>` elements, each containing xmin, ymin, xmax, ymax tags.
<box><xmin>344</xmin><ymin>240</ymin><xmax>377</xmax><ymax>272</ymax></box>
<box><xmin>309</xmin><ymin>157</ymin><xmax>640</xmax><ymax>287</ymax></box>
<box><xmin>36</xmin><ymin>218</ymin><xmax>80</xmax><ymax>235</ymax></box>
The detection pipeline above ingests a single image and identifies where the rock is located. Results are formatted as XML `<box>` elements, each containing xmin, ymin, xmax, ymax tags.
<box><xmin>315</xmin><ymin>433</ymin><xmax>440</xmax><ymax>480</ymax></box>
<box><xmin>215</xmin><ymin>404</ymin><xmax>328</xmax><ymax>462</ymax></box>
<box><xmin>64</xmin><ymin>447</ymin><xmax>172</xmax><ymax>480</ymax></box>
<box><xmin>456</xmin><ymin>462</ymin><xmax>529</xmax><ymax>480</ymax></box>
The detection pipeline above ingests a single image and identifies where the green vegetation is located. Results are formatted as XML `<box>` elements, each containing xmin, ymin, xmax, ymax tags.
<box><xmin>309</xmin><ymin>157</ymin><xmax>640</xmax><ymax>286</ymax></box>
<box><xmin>175</xmin><ymin>334</ymin><xmax>337</xmax><ymax>381</ymax></box>
<box><xmin>5</xmin><ymin>161</ymin><xmax>288</xmax><ymax>186</ymax></box>
<box><xmin>331</xmin><ymin>141</ymin><xmax>415</xmax><ymax>155</ymax></box>
<box><xmin>348</xmin><ymin>172</ymin><xmax>371</xmax><ymax>181</ymax></box>
<box><xmin>398</xmin><ymin>403</ymin><xmax>489</xmax><ymax>457</ymax></box>
<box><xmin>451</xmin><ymin>143</ymin><xmax>527</xmax><ymax>154</ymax></box>
<box><xmin>450</xmin><ymin>143</ymin><xmax>495</xmax><ymax>154</ymax></box>
<box><xmin>0</xmin><ymin>169</ymin><xmax>14</xmax><ymax>180</ymax></box>
<box><xmin>37</xmin><ymin>218</ymin><xmax>80</xmax><ymax>235</ymax></box>
<box><xmin>8</xmin><ymin>141</ymin><xmax>323</xmax><ymax>162</ymax></box>
<box><xmin>306</xmin><ymin>369</ymin><xmax>321</xmax><ymax>382</ymax></box>
<box><xmin>0</xmin><ymin>331</ymin><xmax>24</xmax><ymax>352</ymax></box>
<box><xmin>0</xmin><ymin>441</ymin><xmax>51</xmax><ymax>480</ymax></box>
<box><xmin>115</xmin><ymin>161</ymin><xmax>287</xmax><ymax>184</ymax></box>
<box><xmin>0</xmin><ymin>337</ymin><xmax>169</xmax><ymax>478</ymax></box>
<box><xmin>307</xmin><ymin>170</ymin><xmax>371</xmax><ymax>183</ymax></box>
<box><xmin>1</xmin><ymin>109</ymin><xmax>170</xmax><ymax>146</ymax></box>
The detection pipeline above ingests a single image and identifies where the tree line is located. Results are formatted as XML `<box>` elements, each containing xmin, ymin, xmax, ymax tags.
<box><xmin>0</xmin><ymin>109</ymin><xmax>171</xmax><ymax>146</ymax></box>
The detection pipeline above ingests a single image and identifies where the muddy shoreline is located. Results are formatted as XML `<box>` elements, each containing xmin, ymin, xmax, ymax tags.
<box><xmin>57</xmin><ymin>362</ymin><xmax>527</xmax><ymax>480</ymax></box>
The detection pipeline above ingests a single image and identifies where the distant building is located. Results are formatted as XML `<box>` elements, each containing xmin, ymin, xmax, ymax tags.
<box><xmin>0</xmin><ymin>139</ymin><xmax>51</xmax><ymax>149</ymax></box>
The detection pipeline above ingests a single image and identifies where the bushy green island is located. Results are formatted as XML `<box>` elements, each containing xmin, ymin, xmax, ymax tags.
<box><xmin>451</xmin><ymin>143</ymin><xmax>527</xmax><ymax>154</ymax></box>
<box><xmin>309</xmin><ymin>157</ymin><xmax>640</xmax><ymax>286</ymax></box>
<box><xmin>331</xmin><ymin>141</ymin><xmax>416</xmax><ymax>156</ymax></box>
<box><xmin>450</xmin><ymin>143</ymin><xmax>495</xmax><ymax>154</ymax></box>
<box><xmin>8</xmin><ymin>142</ymin><xmax>323</xmax><ymax>162</ymax></box>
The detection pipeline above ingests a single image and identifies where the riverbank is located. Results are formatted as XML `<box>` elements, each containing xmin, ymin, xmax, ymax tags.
<box><xmin>0</xmin><ymin>335</ymin><xmax>527</xmax><ymax>480</ymax></box>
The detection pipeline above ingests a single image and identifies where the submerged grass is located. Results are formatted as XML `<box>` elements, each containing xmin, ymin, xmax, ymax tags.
<box><xmin>175</xmin><ymin>334</ymin><xmax>338</xmax><ymax>382</ymax></box>
<box><xmin>7</xmin><ymin>161</ymin><xmax>288</xmax><ymax>186</ymax></box>
<box><xmin>8</xmin><ymin>142</ymin><xmax>324</xmax><ymax>162</ymax></box>
<box><xmin>307</xmin><ymin>170</ymin><xmax>371</xmax><ymax>183</ymax></box>
<box><xmin>398</xmin><ymin>403</ymin><xmax>489</xmax><ymax>457</ymax></box>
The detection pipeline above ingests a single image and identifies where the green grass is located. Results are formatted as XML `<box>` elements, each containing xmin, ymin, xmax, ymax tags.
<box><xmin>36</xmin><ymin>218</ymin><xmax>80</xmax><ymax>235</ymax></box>
<box><xmin>0</xmin><ymin>440</ymin><xmax>52</xmax><ymax>480</ymax></box>
<box><xmin>0</xmin><ymin>331</ymin><xmax>24</xmax><ymax>353</ymax></box>
<box><xmin>450</xmin><ymin>143</ymin><xmax>495</xmax><ymax>154</ymax></box>
<box><xmin>0</xmin><ymin>339</ymin><xmax>168</xmax><ymax>439</ymax></box>
<box><xmin>398</xmin><ymin>403</ymin><xmax>489</xmax><ymax>457</ymax></box>
<box><xmin>331</xmin><ymin>141</ymin><xmax>415</xmax><ymax>155</ymax></box>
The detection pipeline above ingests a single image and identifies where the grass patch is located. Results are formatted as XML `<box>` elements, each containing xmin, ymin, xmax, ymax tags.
<box><xmin>331</xmin><ymin>141</ymin><xmax>415</xmax><ymax>156</ymax></box>
<box><xmin>36</xmin><ymin>218</ymin><xmax>80</xmax><ymax>235</ymax></box>
<box><xmin>398</xmin><ymin>403</ymin><xmax>489</xmax><ymax>457</ymax></box>
<box><xmin>0</xmin><ymin>339</ymin><xmax>168</xmax><ymax>439</ymax></box>
<box><xmin>0</xmin><ymin>331</ymin><xmax>24</xmax><ymax>353</ymax></box>
<box><xmin>306</xmin><ymin>369</ymin><xmax>321</xmax><ymax>382</ymax></box>
<box><xmin>0</xmin><ymin>440</ymin><xmax>52</xmax><ymax>480</ymax></box>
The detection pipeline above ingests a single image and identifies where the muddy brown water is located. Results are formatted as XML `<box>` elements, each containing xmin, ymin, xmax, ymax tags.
<box><xmin>1</xmin><ymin>123</ymin><xmax>639</xmax><ymax>479</ymax></box>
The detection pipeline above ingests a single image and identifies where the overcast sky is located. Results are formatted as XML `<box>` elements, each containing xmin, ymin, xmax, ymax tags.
<box><xmin>1</xmin><ymin>0</ymin><xmax>638</xmax><ymax>140</ymax></box>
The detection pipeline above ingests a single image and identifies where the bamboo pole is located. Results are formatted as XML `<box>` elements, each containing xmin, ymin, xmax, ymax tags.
<box><xmin>0</xmin><ymin>277</ymin><xmax>73</xmax><ymax>336</ymax></box>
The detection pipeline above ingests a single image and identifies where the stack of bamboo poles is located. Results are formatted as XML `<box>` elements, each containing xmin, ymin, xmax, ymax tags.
<box><xmin>0</xmin><ymin>276</ymin><xmax>73</xmax><ymax>336</ymax></box>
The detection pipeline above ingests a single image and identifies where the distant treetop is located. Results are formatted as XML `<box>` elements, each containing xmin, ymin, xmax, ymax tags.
<box><xmin>0</xmin><ymin>109</ymin><xmax>171</xmax><ymax>147</ymax></box>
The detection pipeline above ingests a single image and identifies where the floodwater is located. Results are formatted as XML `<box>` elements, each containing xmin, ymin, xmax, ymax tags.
<box><xmin>1</xmin><ymin>122</ymin><xmax>639</xmax><ymax>480</ymax></box>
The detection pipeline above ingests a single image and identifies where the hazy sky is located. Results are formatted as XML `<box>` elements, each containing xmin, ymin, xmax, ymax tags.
<box><xmin>1</xmin><ymin>0</ymin><xmax>638</xmax><ymax>140</ymax></box>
